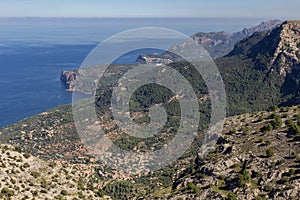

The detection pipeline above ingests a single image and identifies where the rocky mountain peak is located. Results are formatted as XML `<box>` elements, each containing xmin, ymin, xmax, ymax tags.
<box><xmin>248</xmin><ymin>20</ymin><xmax>282</xmax><ymax>34</ymax></box>
<box><xmin>270</xmin><ymin>21</ymin><xmax>300</xmax><ymax>75</ymax></box>
<box><xmin>228</xmin><ymin>20</ymin><xmax>300</xmax><ymax>76</ymax></box>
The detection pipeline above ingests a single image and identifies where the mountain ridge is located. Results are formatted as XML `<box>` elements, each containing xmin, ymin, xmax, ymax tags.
<box><xmin>227</xmin><ymin>20</ymin><xmax>300</xmax><ymax>75</ymax></box>
<box><xmin>136</xmin><ymin>20</ymin><xmax>282</xmax><ymax>64</ymax></box>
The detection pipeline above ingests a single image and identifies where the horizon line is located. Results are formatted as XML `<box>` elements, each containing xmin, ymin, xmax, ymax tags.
<box><xmin>0</xmin><ymin>16</ymin><xmax>281</xmax><ymax>20</ymax></box>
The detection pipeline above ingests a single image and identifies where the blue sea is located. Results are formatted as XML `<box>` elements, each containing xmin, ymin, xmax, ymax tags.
<box><xmin>0</xmin><ymin>18</ymin><xmax>263</xmax><ymax>127</ymax></box>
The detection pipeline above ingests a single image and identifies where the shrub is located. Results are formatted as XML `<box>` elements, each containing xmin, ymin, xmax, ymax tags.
<box><xmin>242</xmin><ymin>170</ymin><xmax>250</xmax><ymax>181</ymax></box>
<box><xmin>290</xmin><ymin>151</ymin><xmax>298</xmax><ymax>158</ymax></box>
<box><xmin>279</xmin><ymin>176</ymin><xmax>289</xmax><ymax>184</ymax></box>
<box><xmin>261</xmin><ymin>123</ymin><xmax>273</xmax><ymax>132</ymax></box>
<box><xmin>271</xmin><ymin>105</ymin><xmax>278</xmax><ymax>111</ymax></box>
<box><xmin>257</xmin><ymin>138</ymin><xmax>264</xmax><ymax>143</ymax></box>
<box><xmin>1</xmin><ymin>187</ymin><xmax>14</xmax><ymax>197</ymax></box>
<box><xmin>30</xmin><ymin>171</ymin><xmax>40</xmax><ymax>178</ymax></box>
<box><xmin>31</xmin><ymin>190</ymin><xmax>38</xmax><ymax>196</ymax></box>
<box><xmin>237</xmin><ymin>170</ymin><xmax>250</xmax><ymax>187</ymax></box>
<box><xmin>272</xmin><ymin>115</ymin><xmax>283</xmax><ymax>129</ymax></box>
<box><xmin>227</xmin><ymin>192</ymin><xmax>237</xmax><ymax>200</ymax></box>
<box><xmin>97</xmin><ymin>189</ymin><xmax>105</xmax><ymax>197</ymax></box>
<box><xmin>279</xmin><ymin>107</ymin><xmax>288</xmax><ymax>112</ymax></box>
<box><xmin>289</xmin><ymin>168</ymin><xmax>296</xmax><ymax>176</ymax></box>
<box><xmin>268</xmin><ymin>113</ymin><xmax>278</xmax><ymax>119</ymax></box>
<box><xmin>23</xmin><ymin>162</ymin><xmax>30</xmax><ymax>168</ymax></box>
<box><xmin>275</xmin><ymin>159</ymin><xmax>284</xmax><ymax>166</ymax></box>
<box><xmin>228</xmin><ymin>128</ymin><xmax>237</xmax><ymax>134</ymax></box>
<box><xmin>21</xmin><ymin>195</ymin><xmax>29</xmax><ymax>200</ymax></box>
<box><xmin>296</xmin><ymin>114</ymin><xmax>300</xmax><ymax>125</ymax></box>
<box><xmin>49</xmin><ymin>162</ymin><xmax>56</xmax><ymax>167</ymax></box>
<box><xmin>266</xmin><ymin>148</ymin><xmax>275</xmax><ymax>157</ymax></box>
<box><xmin>265</xmin><ymin>184</ymin><xmax>272</xmax><ymax>192</ymax></box>
<box><xmin>258</xmin><ymin>115</ymin><xmax>264</xmax><ymax>122</ymax></box>
<box><xmin>60</xmin><ymin>190</ymin><xmax>68</xmax><ymax>195</ymax></box>
<box><xmin>187</xmin><ymin>182</ymin><xmax>200</xmax><ymax>195</ymax></box>
<box><xmin>40</xmin><ymin>189</ymin><xmax>47</xmax><ymax>194</ymax></box>
<box><xmin>288</xmin><ymin>122</ymin><xmax>300</xmax><ymax>134</ymax></box>
<box><xmin>265</xmin><ymin>140</ymin><xmax>272</xmax><ymax>146</ymax></box>
<box><xmin>14</xmin><ymin>146</ymin><xmax>22</xmax><ymax>153</ymax></box>
<box><xmin>286</xmin><ymin>119</ymin><xmax>294</xmax><ymax>126</ymax></box>
<box><xmin>238</xmin><ymin>174</ymin><xmax>246</xmax><ymax>187</ymax></box>
<box><xmin>77</xmin><ymin>178</ymin><xmax>85</xmax><ymax>190</ymax></box>
<box><xmin>23</xmin><ymin>152</ymin><xmax>31</xmax><ymax>159</ymax></box>
<box><xmin>241</xmin><ymin>126</ymin><xmax>250</xmax><ymax>135</ymax></box>
<box><xmin>40</xmin><ymin>178</ymin><xmax>48</xmax><ymax>189</ymax></box>
<box><xmin>10</xmin><ymin>178</ymin><xmax>16</xmax><ymax>184</ymax></box>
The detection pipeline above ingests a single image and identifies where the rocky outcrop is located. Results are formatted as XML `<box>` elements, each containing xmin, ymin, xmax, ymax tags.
<box><xmin>169</xmin><ymin>106</ymin><xmax>300</xmax><ymax>200</ymax></box>
<box><xmin>60</xmin><ymin>65</ymin><xmax>134</xmax><ymax>95</ymax></box>
<box><xmin>60</xmin><ymin>69</ymin><xmax>78</xmax><ymax>91</ymax></box>
<box><xmin>270</xmin><ymin>21</ymin><xmax>300</xmax><ymax>75</ymax></box>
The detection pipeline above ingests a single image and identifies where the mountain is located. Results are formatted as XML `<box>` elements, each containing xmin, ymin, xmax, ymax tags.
<box><xmin>0</xmin><ymin>20</ymin><xmax>300</xmax><ymax>199</ymax></box>
<box><xmin>136</xmin><ymin>20</ymin><xmax>282</xmax><ymax>64</ymax></box>
<box><xmin>136</xmin><ymin>20</ymin><xmax>300</xmax><ymax>116</ymax></box>
<box><xmin>228</xmin><ymin>21</ymin><xmax>300</xmax><ymax>72</ymax></box>
<box><xmin>191</xmin><ymin>19</ymin><xmax>282</xmax><ymax>59</ymax></box>
<box><xmin>221</xmin><ymin>20</ymin><xmax>300</xmax><ymax>115</ymax></box>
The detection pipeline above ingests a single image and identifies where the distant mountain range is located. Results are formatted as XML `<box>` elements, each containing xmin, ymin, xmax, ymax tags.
<box><xmin>136</xmin><ymin>20</ymin><xmax>282</xmax><ymax>63</ymax></box>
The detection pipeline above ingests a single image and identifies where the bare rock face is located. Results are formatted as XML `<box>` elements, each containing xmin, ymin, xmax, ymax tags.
<box><xmin>270</xmin><ymin>21</ymin><xmax>300</xmax><ymax>75</ymax></box>
<box><xmin>60</xmin><ymin>69</ymin><xmax>78</xmax><ymax>91</ymax></box>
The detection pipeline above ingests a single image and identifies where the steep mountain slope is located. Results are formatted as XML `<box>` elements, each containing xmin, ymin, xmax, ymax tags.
<box><xmin>169</xmin><ymin>106</ymin><xmax>300</xmax><ymax>200</ymax></box>
<box><xmin>218</xmin><ymin>20</ymin><xmax>300</xmax><ymax>116</ymax></box>
<box><xmin>136</xmin><ymin>20</ymin><xmax>282</xmax><ymax>64</ymax></box>
<box><xmin>192</xmin><ymin>19</ymin><xmax>282</xmax><ymax>59</ymax></box>
<box><xmin>227</xmin><ymin>20</ymin><xmax>300</xmax><ymax>72</ymax></box>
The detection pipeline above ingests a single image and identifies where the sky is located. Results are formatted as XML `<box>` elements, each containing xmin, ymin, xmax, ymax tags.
<box><xmin>0</xmin><ymin>0</ymin><xmax>299</xmax><ymax>19</ymax></box>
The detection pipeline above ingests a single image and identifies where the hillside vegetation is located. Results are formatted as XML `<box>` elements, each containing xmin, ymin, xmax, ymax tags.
<box><xmin>0</xmin><ymin>105</ymin><xmax>299</xmax><ymax>199</ymax></box>
<box><xmin>0</xmin><ymin>21</ymin><xmax>300</xmax><ymax>199</ymax></box>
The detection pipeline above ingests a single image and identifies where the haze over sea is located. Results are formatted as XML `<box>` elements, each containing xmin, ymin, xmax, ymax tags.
<box><xmin>0</xmin><ymin>17</ymin><xmax>262</xmax><ymax>127</ymax></box>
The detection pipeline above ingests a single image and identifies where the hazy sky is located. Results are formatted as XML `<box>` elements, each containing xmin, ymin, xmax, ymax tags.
<box><xmin>0</xmin><ymin>0</ymin><xmax>299</xmax><ymax>19</ymax></box>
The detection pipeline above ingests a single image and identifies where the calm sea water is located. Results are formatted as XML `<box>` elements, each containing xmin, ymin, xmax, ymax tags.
<box><xmin>0</xmin><ymin>18</ymin><xmax>262</xmax><ymax>127</ymax></box>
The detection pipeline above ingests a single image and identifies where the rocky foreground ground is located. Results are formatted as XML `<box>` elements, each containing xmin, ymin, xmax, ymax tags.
<box><xmin>0</xmin><ymin>105</ymin><xmax>299</xmax><ymax>199</ymax></box>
